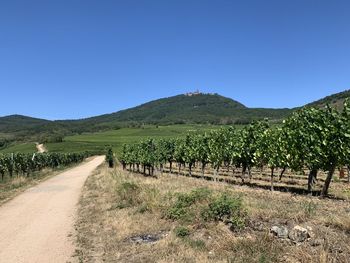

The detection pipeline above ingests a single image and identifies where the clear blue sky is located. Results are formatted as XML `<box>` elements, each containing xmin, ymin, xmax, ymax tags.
<box><xmin>1</xmin><ymin>0</ymin><xmax>349</xmax><ymax>120</ymax></box>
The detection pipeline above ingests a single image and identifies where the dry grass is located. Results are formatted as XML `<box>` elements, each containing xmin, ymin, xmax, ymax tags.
<box><xmin>74</xmin><ymin>165</ymin><xmax>350</xmax><ymax>263</ymax></box>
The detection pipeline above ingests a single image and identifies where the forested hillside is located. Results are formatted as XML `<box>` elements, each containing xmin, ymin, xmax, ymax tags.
<box><xmin>1</xmin><ymin>90</ymin><xmax>349</xmax><ymax>144</ymax></box>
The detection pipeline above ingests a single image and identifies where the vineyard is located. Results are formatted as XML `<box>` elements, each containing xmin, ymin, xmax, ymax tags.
<box><xmin>0</xmin><ymin>152</ymin><xmax>91</xmax><ymax>181</ymax></box>
<box><xmin>120</xmin><ymin>101</ymin><xmax>350</xmax><ymax>197</ymax></box>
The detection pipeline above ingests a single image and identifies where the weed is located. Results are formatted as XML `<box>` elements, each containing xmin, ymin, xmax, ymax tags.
<box><xmin>136</xmin><ymin>204</ymin><xmax>149</xmax><ymax>213</ymax></box>
<box><xmin>187</xmin><ymin>239</ymin><xmax>206</xmax><ymax>250</ymax></box>
<box><xmin>301</xmin><ymin>200</ymin><xmax>317</xmax><ymax>217</ymax></box>
<box><xmin>116</xmin><ymin>180</ymin><xmax>141</xmax><ymax>207</ymax></box>
<box><xmin>228</xmin><ymin>234</ymin><xmax>283</xmax><ymax>263</ymax></box>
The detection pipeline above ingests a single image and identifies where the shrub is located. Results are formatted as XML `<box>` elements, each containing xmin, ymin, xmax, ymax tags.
<box><xmin>166</xmin><ymin>200</ymin><xmax>192</xmax><ymax>221</ymax></box>
<box><xmin>106</xmin><ymin>148</ymin><xmax>115</xmax><ymax>168</ymax></box>
<box><xmin>166</xmin><ymin>188</ymin><xmax>212</xmax><ymax>220</ymax></box>
<box><xmin>191</xmin><ymin>187</ymin><xmax>212</xmax><ymax>200</ymax></box>
<box><xmin>201</xmin><ymin>192</ymin><xmax>246</xmax><ymax>229</ymax></box>
<box><xmin>166</xmin><ymin>189</ymin><xmax>246</xmax><ymax>230</ymax></box>
<box><xmin>174</xmin><ymin>226</ymin><xmax>190</xmax><ymax>237</ymax></box>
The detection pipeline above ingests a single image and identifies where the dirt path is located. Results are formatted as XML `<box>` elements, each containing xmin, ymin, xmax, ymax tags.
<box><xmin>36</xmin><ymin>143</ymin><xmax>47</xmax><ymax>153</ymax></box>
<box><xmin>0</xmin><ymin>156</ymin><xmax>105</xmax><ymax>263</ymax></box>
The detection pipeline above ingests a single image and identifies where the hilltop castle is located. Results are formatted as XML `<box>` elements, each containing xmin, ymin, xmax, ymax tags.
<box><xmin>184</xmin><ymin>90</ymin><xmax>215</xmax><ymax>96</ymax></box>
<box><xmin>185</xmin><ymin>90</ymin><xmax>201</xmax><ymax>96</ymax></box>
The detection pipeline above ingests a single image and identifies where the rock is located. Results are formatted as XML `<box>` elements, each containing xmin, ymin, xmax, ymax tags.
<box><xmin>129</xmin><ymin>234</ymin><xmax>159</xmax><ymax>244</ymax></box>
<box><xmin>288</xmin><ymin>225</ymin><xmax>309</xmax><ymax>243</ymax></box>
<box><xmin>310</xmin><ymin>238</ymin><xmax>324</xmax><ymax>247</ymax></box>
<box><xmin>208</xmin><ymin>251</ymin><xmax>215</xmax><ymax>259</ymax></box>
<box><xmin>270</xmin><ymin>226</ymin><xmax>289</xmax><ymax>238</ymax></box>
<box><xmin>250</xmin><ymin>221</ymin><xmax>265</xmax><ymax>231</ymax></box>
<box><xmin>305</xmin><ymin>226</ymin><xmax>314</xmax><ymax>238</ymax></box>
<box><xmin>128</xmin><ymin>231</ymin><xmax>168</xmax><ymax>244</ymax></box>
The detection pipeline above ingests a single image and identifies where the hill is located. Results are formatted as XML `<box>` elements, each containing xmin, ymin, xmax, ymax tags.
<box><xmin>86</xmin><ymin>93</ymin><xmax>246</xmax><ymax>124</ymax></box>
<box><xmin>3</xmin><ymin>89</ymin><xmax>349</xmax><ymax>144</ymax></box>
<box><xmin>0</xmin><ymin>115</ymin><xmax>53</xmax><ymax>146</ymax></box>
<box><xmin>306</xmin><ymin>89</ymin><xmax>350</xmax><ymax>109</ymax></box>
<box><xmin>0</xmin><ymin>115</ymin><xmax>50</xmax><ymax>133</ymax></box>
<box><xmin>82</xmin><ymin>93</ymin><xmax>290</xmax><ymax>125</ymax></box>
<box><xmin>0</xmin><ymin>93</ymin><xmax>293</xmax><ymax>143</ymax></box>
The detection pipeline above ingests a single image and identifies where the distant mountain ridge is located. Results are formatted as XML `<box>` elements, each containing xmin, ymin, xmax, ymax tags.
<box><xmin>306</xmin><ymin>89</ymin><xmax>350</xmax><ymax>109</ymax></box>
<box><xmin>0</xmin><ymin>90</ymin><xmax>348</xmax><ymax>141</ymax></box>
<box><xmin>0</xmin><ymin>115</ymin><xmax>50</xmax><ymax>130</ymax></box>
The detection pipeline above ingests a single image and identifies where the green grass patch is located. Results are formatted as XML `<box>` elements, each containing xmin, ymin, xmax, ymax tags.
<box><xmin>174</xmin><ymin>226</ymin><xmax>190</xmax><ymax>237</ymax></box>
<box><xmin>0</xmin><ymin>142</ymin><xmax>37</xmax><ymax>153</ymax></box>
<box><xmin>187</xmin><ymin>239</ymin><xmax>206</xmax><ymax>250</ymax></box>
<box><xmin>166</xmin><ymin>188</ymin><xmax>246</xmax><ymax>230</ymax></box>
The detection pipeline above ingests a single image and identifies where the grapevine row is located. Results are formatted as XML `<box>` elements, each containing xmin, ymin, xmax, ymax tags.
<box><xmin>0</xmin><ymin>152</ymin><xmax>91</xmax><ymax>180</ymax></box>
<box><xmin>119</xmin><ymin>101</ymin><xmax>350</xmax><ymax>197</ymax></box>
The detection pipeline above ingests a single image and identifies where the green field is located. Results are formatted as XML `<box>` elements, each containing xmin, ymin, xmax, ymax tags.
<box><xmin>0</xmin><ymin>143</ymin><xmax>37</xmax><ymax>154</ymax></box>
<box><xmin>1</xmin><ymin>125</ymin><xmax>221</xmax><ymax>155</ymax></box>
